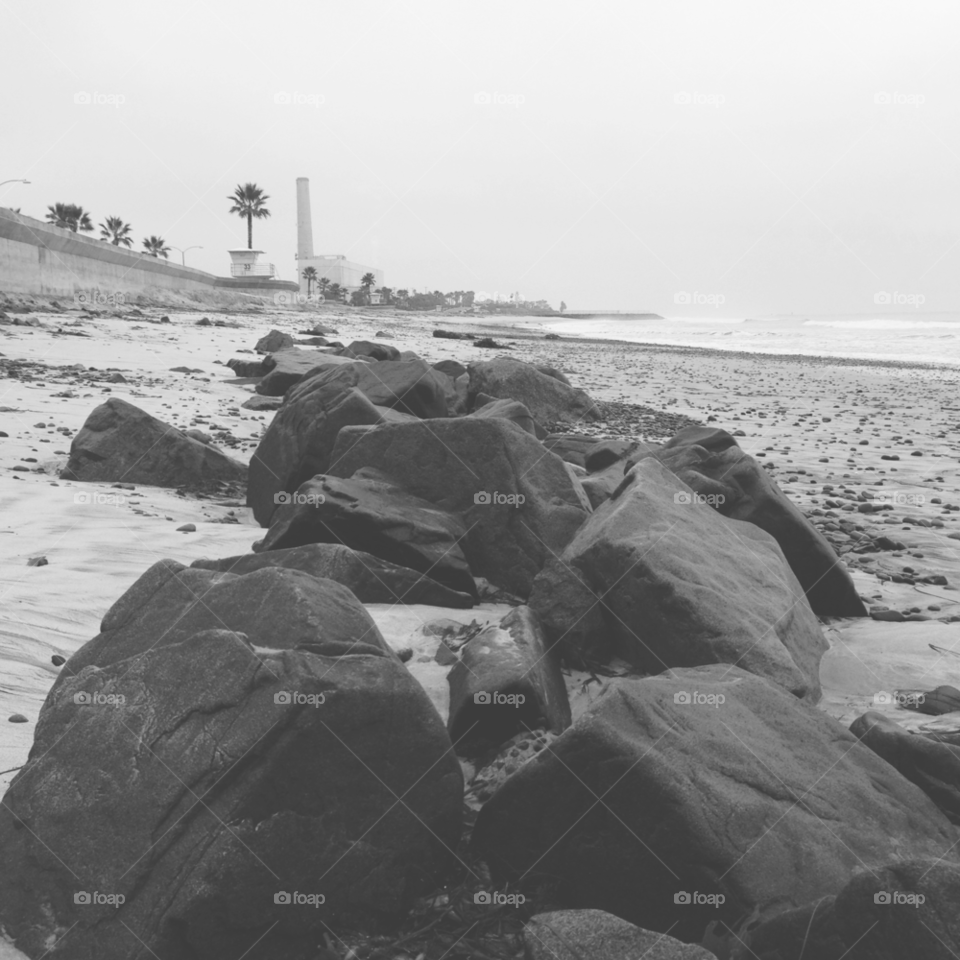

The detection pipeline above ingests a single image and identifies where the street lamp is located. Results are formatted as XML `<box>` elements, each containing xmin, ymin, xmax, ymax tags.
<box><xmin>170</xmin><ymin>245</ymin><xmax>203</xmax><ymax>266</ymax></box>
<box><xmin>0</xmin><ymin>179</ymin><xmax>31</xmax><ymax>189</ymax></box>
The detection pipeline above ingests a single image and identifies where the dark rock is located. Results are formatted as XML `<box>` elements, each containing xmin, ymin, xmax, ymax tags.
<box><xmin>433</xmin><ymin>328</ymin><xmax>474</xmax><ymax>340</ymax></box>
<box><xmin>534</xmin><ymin>365</ymin><xmax>572</xmax><ymax>386</ymax></box>
<box><xmin>8</xmin><ymin>714</ymin><xmax>27</xmax><ymax>723</ymax></box>
<box><xmin>447</xmin><ymin>606</ymin><xmax>570</xmax><ymax>753</ymax></box>
<box><xmin>871</xmin><ymin>610</ymin><xmax>906</xmax><ymax>622</ymax></box>
<box><xmin>0</xmin><ymin>629</ymin><xmax>462</xmax><ymax>957</ymax></box>
<box><xmin>257</xmin><ymin>474</ymin><xmax>478</xmax><ymax>601</ymax></box>
<box><xmin>529</xmin><ymin>458</ymin><xmax>826</xmax><ymax>699</ymax></box>
<box><xmin>525</xmin><ymin>910</ymin><xmax>716</xmax><ymax>960</ymax></box>
<box><xmin>473</xmin><ymin>336</ymin><xmax>506</xmax><ymax>348</ymax></box>
<box><xmin>850</xmin><ymin>711</ymin><xmax>960</xmax><ymax>823</ymax></box>
<box><xmin>580</xmin><ymin>460</ymin><xmax>628</xmax><ymax>509</ymax></box>
<box><xmin>254</xmin><ymin>328</ymin><xmax>294</xmax><ymax>353</ymax></box>
<box><xmin>328</xmin><ymin>418</ymin><xmax>589</xmax><ymax>598</ymax></box>
<box><xmin>342</xmin><ymin>340</ymin><xmax>401</xmax><ymax>361</ymax></box>
<box><xmin>646</xmin><ymin>426</ymin><xmax>867</xmax><ymax>617</ymax></box>
<box><xmin>468</xmin><ymin>397</ymin><xmax>537</xmax><ymax>436</ymax></box>
<box><xmin>586</xmin><ymin>439</ymin><xmax>658</xmax><ymax>473</ymax></box>
<box><xmin>898</xmin><ymin>684</ymin><xmax>960</xmax><ymax>716</ymax></box>
<box><xmin>227</xmin><ymin>357</ymin><xmax>267</xmax><ymax>377</ymax></box>
<box><xmin>256</xmin><ymin>349</ymin><xmax>359</xmax><ymax>396</ymax></box>
<box><xmin>61</xmin><ymin>398</ymin><xmax>247</xmax><ymax>488</ymax></box>
<box><xmin>241</xmin><ymin>394</ymin><xmax>282</xmax><ymax>411</ymax></box>
<box><xmin>473</xmin><ymin>665</ymin><xmax>959</xmax><ymax>943</ymax></box>
<box><xmin>432</xmin><ymin>359</ymin><xmax>467</xmax><ymax>380</ymax></box>
<box><xmin>542</xmin><ymin>433</ymin><xmax>597</xmax><ymax>468</ymax></box>
<box><xmin>192</xmin><ymin>542</ymin><xmax>475</xmax><ymax>607</ymax></box>
<box><xmin>468</xmin><ymin>357</ymin><xmax>600</xmax><ymax>428</ymax></box>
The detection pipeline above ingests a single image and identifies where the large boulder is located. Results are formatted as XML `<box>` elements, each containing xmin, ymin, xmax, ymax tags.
<box><xmin>468</xmin><ymin>397</ymin><xmax>537</xmax><ymax>436</ymax></box>
<box><xmin>61</xmin><ymin>398</ymin><xmax>247</xmax><ymax>487</ymax></box>
<box><xmin>255</xmin><ymin>348</ymin><xmax>359</xmax><ymax>396</ymax></box>
<box><xmin>247</xmin><ymin>384</ymin><xmax>386</xmax><ymax>525</ymax></box>
<box><xmin>55</xmin><ymin>559</ymin><xmax>389</xmax><ymax>686</ymax></box>
<box><xmin>328</xmin><ymin>418</ymin><xmax>589</xmax><ymax>598</ymax></box>
<box><xmin>467</xmin><ymin>358</ymin><xmax>601</xmax><ymax>429</ymax></box>
<box><xmin>733</xmin><ymin>859</ymin><xmax>960</xmax><ymax>960</ymax></box>
<box><xmin>529</xmin><ymin>458</ymin><xmax>826</xmax><ymax>700</ymax></box>
<box><xmin>257</xmin><ymin>474</ymin><xmax>478</xmax><ymax>600</ymax></box>
<box><xmin>473</xmin><ymin>665</ymin><xmax>960</xmax><ymax>943</ymax></box>
<box><xmin>0</xmin><ymin>629</ymin><xmax>462</xmax><ymax>958</ymax></box>
<box><xmin>645</xmin><ymin>426</ymin><xmax>866</xmax><ymax>617</ymax></box>
<box><xmin>255</xmin><ymin>327</ymin><xmax>295</xmax><ymax>352</ymax></box>
<box><xmin>342</xmin><ymin>339</ymin><xmax>401</xmax><ymax>361</ymax></box>
<box><xmin>850</xmin><ymin>711</ymin><xmax>960</xmax><ymax>824</ymax></box>
<box><xmin>192</xmin><ymin>542</ymin><xmax>475</xmax><ymax>607</ymax></box>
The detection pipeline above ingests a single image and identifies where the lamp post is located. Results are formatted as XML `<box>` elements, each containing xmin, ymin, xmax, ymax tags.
<box><xmin>170</xmin><ymin>245</ymin><xmax>202</xmax><ymax>266</ymax></box>
<box><xmin>0</xmin><ymin>179</ymin><xmax>30</xmax><ymax>188</ymax></box>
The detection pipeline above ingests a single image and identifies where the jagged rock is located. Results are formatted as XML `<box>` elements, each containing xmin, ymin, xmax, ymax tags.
<box><xmin>0</xmin><ymin>629</ymin><xmax>462</xmax><ymax>958</ymax></box>
<box><xmin>247</xmin><ymin>385</ymin><xmax>385</xmax><ymax>525</ymax></box>
<box><xmin>227</xmin><ymin>357</ymin><xmax>267</xmax><ymax>377</ymax></box>
<box><xmin>580</xmin><ymin>460</ymin><xmax>627</xmax><ymax>509</ymax></box>
<box><xmin>61</xmin><ymin>398</ymin><xmax>247</xmax><ymax>487</ymax></box>
<box><xmin>433</xmin><ymin>359</ymin><xmax>467</xmax><ymax>380</ymax></box>
<box><xmin>467</xmin><ymin>358</ymin><xmax>600</xmax><ymax>428</ymax></box>
<box><xmin>850</xmin><ymin>711</ymin><xmax>960</xmax><ymax>824</ymax></box>
<box><xmin>241</xmin><ymin>394</ymin><xmax>282</xmax><ymax>411</ymax></box>
<box><xmin>255</xmin><ymin>349</ymin><xmax>359</xmax><ymax>396</ymax></box>
<box><xmin>342</xmin><ymin>340</ymin><xmax>401</xmax><ymax>361</ymax></box>
<box><xmin>257</xmin><ymin>474</ymin><xmax>478</xmax><ymax>600</ymax></box>
<box><xmin>192</xmin><ymin>542</ymin><xmax>475</xmax><ymax>607</ymax></box>
<box><xmin>468</xmin><ymin>397</ymin><xmax>537</xmax><ymax>436</ymax></box>
<box><xmin>254</xmin><ymin>328</ymin><xmax>295</xmax><ymax>352</ymax></box>
<box><xmin>447</xmin><ymin>606</ymin><xmax>570</xmax><ymax>753</ymax></box>
<box><xmin>529</xmin><ymin>458</ymin><xmax>826</xmax><ymax>699</ymax></box>
<box><xmin>328</xmin><ymin>418</ymin><xmax>589</xmax><ymax>598</ymax></box>
<box><xmin>473</xmin><ymin>665</ymin><xmax>960</xmax><ymax>943</ymax></box>
<box><xmin>733</xmin><ymin>860</ymin><xmax>960</xmax><ymax>960</ymax></box>
<box><xmin>643</xmin><ymin>426</ymin><xmax>867</xmax><ymax>617</ymax></box>
<box><xmin>525</xmin><ymin>910</ymin><xmax>716</xmax><ymax>960</ymax></box>
<box><xmin>542</xmin><ymin>433</ymin><xmax>597</xmax><ymax>468</ymax></box>
<box><xmin>586</xmin><ymin>438</ymin><xmax>657</xmax><ymax>472</ymax></box>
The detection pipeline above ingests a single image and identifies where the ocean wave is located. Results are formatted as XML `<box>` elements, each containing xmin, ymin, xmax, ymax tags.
<box><xmin>804</xmin><ymin>318</ymin><xmax>960</xmax><ymax>330</ymax></box>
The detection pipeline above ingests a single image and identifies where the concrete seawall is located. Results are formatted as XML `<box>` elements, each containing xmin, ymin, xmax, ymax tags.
<box><xmin>0</xmin><ymin>208</ymin><xmax>297</xmax><ymax>301</ymax></box>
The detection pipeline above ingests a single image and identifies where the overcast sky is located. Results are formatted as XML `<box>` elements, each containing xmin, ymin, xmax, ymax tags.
<box><xmin>2</xmin><ymin>0</ymin><xmax>958</xmax><ymax>315</ymax></box>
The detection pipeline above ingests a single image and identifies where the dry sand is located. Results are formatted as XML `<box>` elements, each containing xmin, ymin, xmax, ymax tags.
<box><xmin>2</xmin><ymin>297</ymin><xmax>960</xmax><ymax>798</ymax></box>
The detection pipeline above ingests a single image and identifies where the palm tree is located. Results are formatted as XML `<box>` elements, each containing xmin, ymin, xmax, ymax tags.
<box><xmin>375</xmin><ymin>286</ymin><xmax>392</xmax><ymax>304</ymax></box>
<box><xmin>99</xmin><ymin>216</ymin><xmax>133</xmax><ymax>247</ymax></box>
<box><xmin>318</xmin><ymin>276</ymin><xmax>330</xmax><ymax>296</ymax></box>
<box><xmin>46</xmin><ymin>203</ymin><xmax>93</xmax><ymax>232</ymax></box>
<box><xmin>227</xmin><ymin>182</ymin><xmax>271</xmax><ymax>249</ymax></box>
<box><xmin>302</xmin><ymin>266</ymin><xmax>318</xmax><ymax>296</ymax></box>
<box><xmin>328</xmin><ymin>282</ymin><xmax>342</xmax><ymax>301</ymax></box>
<box><xmin>361</xmin><ymin>272</ymin><xmax>376</xmax><ymax>292</ymax></box>
<box><xmin>142</xmin><ymin>235</ymin><xmax>170</xmax><ymax>258</ymax></box>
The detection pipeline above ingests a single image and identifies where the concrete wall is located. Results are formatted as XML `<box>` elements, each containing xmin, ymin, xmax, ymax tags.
<box><xmin>297</xmin><ymin>254</ymin><xmax>383</xmax><ymax>295</ymax></box>
<box><xmin>0</xmin><ymin>208</ymin><xmax>297</xmax><ymax>300</ymax></box>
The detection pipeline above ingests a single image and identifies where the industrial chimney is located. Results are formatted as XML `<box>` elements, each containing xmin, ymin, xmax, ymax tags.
<box><xmin>296</xmin><ymin>177</ymin><xmax>314</xmax><ymax>262</ymax></box>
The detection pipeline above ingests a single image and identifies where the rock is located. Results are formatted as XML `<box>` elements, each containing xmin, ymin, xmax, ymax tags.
<box><xmin>191</xmin><ymin>542</ymin><xmax>475</xmax><ymax>607</ymax></box>
<box><xmin>525</xmin><ymin>910</ymin><xmax>716</xmax><ymax>960</ymax></box>
<box><xmin>580</xmin><ymin>460</ymin><xmax>627</xmax><ymax>509</ymax></box>
<box><xmin>183</xmin><ymin>428</ymin><xmax>211</xmax><ymax>445</ymax></box>
<box><xmin>176</xmin><ymin>523</ymin><xmax>196</xmax><ymax>533</ymax></box>
<box><xmin>61</xmin><ymin>399</ymin><xmax>247</xmax><ymax>488</ymax></box>
<box><xmin>898</xmin><ymin>684</ymin><xmax>960</xmax><ymax>715</ymax></box>
<box><xmin>473</xmin><ymin>665</ymin><xmax>959</xmax><ymax>943</ymax></box>
<box><xmin>468</xmin><ymin>397</ymin><xmax>537</xmax><ymax>436</ymax></box>
<box><xmin>529</xmin><ymin>458</ymin><xmax>826</xmax><ymax>700</ymax></box>
<box><xmin>534</xmin><ymin>364</ymin><xmax>572</xmax><ymax>386</ymax></box>
<box><xmin>328</xmin><ymin>418</ymin><xmax>589</xmax><ymax>598</ymax></box>
<box><xmin>644</xmin><ymin>427</ymin><xmax>866</xmax><ymax>617</ymax></box>
<box><xmin>433</xmin><ymin>328</ymin><xmax>474</xmax><ymax>340</ymax></box>
<box><xmin>342</xmin><ymin>339</ymin><xmax>401</xmax><ymax>361</ymax></box>
<box><xmin>733</xmin><ymin>859</ymin><xmax>960</xmax><ymax>960</ymax></box>
<box><xmin>256</xmin><ymin>474</ymin><xmax>478</xmax><ymax>601</ymax></box>
<box><xmin>7</xmin><ymin>714</ymin><xmax>27</xmax><ymax>724</ymax></box>
<box><xmin>283</xmin><ymin>357</ymin><xmax>449</xmax><ymax>419</ymax></box>
<box><xmin>467</xmin><ymin>358</ymin><xmax>600</xmax><ymax>428</ymax></box>
<box><xmin>26</xmin><ymin>556</ymin><xmax>47</xmax><ymax>567</ymax></box>
<box><xmin>473</xmin><ymin>336</ymin><xmax>506</xmax><ymax>348</ymax></box>
<box><xmin>872</xmin><ymin>609</ymin><xmax>906</xmax><ymax>621</ymax></box>
<box><xmin>256</xmin><ymin>349</ymin><xmax>359</xmax><ymax>396</ymax></box>
<box><xmin>248</xmin><ymin>385</ymin><xmax>386</xmax><ymax>525</ymax></box>
<box><xmin>432</xmin><ymin>359</ymin><xmax>467</xmax><ymax>380</ymax></box>
<box><xmin>55</xmin><ymin>560</ymin><xmax>390</xmax><ymax>683</ymax></box>
<box><xmin>227</xmin><ymin>357</ymin><xmax>266</xmax><ymax>377</ymax></box>
<box><xmin>0</xmin><ymin>629</ymin><xmax>462</xmax><ymax>957</ymax></box>
<box><xmin>241</xmin><ymin>394</ymin><xmax>282</xmax><ymax>411</ymax></box>
<box><xmin>542</xmin><ymin>433</ymin><xmax>596</xmax><ymax>468</ymax></box>
<box><xmin>850</xmin><ymin>711</ymin><xmax>960</xmax><ymax>824</ymax></box>
<box><xmin>254</xmin><ymin>328</ymin><xmax>294</xmax><ymax>353</ymax></box>
<box><xmin>447</xmin><ymin>606</ymin><xmax>570</xmax><ymax>753</ymax></box>
<box><xmin>51</xmin><ymin>655</ymin><xmax>65</xmax><ymax>666</ymax></box>
<box><xmin>586</xmin><ymin>438</ymin><xmax>657</xmax><ymax>472</ymax></box>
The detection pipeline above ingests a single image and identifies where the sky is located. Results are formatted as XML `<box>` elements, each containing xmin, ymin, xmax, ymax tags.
<box><xmin>2</xmin><ymin>0</ymin><xmax>959</xmax><ymax>316</ymax></box>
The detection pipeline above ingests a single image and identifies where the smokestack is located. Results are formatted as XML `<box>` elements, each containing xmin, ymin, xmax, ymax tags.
<box><xmin>296</xmin><ymin>177</ymin><xmax>314</xmax><ymax>261</ymax></box>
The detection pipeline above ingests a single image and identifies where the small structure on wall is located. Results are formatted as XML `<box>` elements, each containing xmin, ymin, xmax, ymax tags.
<box><xmin>227</xmin><ymin>249</ymin><xmax>276</xmax><ymax>279</ymax></box>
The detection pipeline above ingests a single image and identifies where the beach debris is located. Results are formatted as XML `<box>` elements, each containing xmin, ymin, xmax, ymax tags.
<box><xmin>7</xmin><ymin>715</ymin><xmax>27</xmax><ymax>724</ymax></box>
<box><xmin>26</xmin><ymin>557</ymin><xmax>47</xmax><ymax>567</ymax></box>
<box><xmin>176</xmin><ymin>523</ymin><xmax>196</xmax><ymax>533</ymax></box>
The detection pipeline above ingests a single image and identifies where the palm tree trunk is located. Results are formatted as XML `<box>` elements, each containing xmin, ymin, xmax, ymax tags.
<box><xmin>247</xmin><ymin>213</ymin><xmax>252</xmax><ymax>249</ymax></box>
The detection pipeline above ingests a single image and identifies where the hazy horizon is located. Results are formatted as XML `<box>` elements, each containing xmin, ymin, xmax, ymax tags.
<box><xmin>3</xmin><ymin>0</ymin><xmax>959</xmax><ymax>317</ymax></box>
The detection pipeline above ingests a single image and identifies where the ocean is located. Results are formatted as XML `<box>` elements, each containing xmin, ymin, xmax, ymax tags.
<box><xmin>529</xmin><ymin>313</ymin><xmax>960</xmax><ymax>368</ymax></box>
